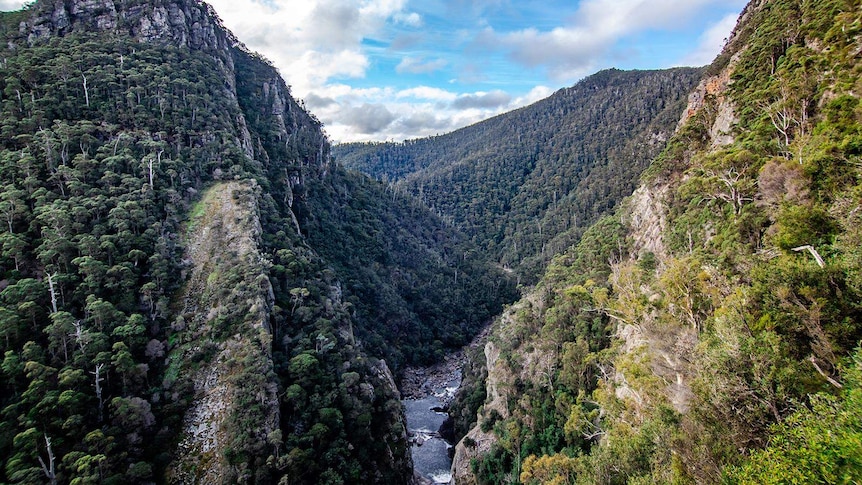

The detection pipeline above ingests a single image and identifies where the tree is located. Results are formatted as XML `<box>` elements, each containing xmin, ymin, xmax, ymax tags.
<box><xmin>726</xmin><ymin>349</ymin><xmax>862</xmax><ymax>484</ymax></box>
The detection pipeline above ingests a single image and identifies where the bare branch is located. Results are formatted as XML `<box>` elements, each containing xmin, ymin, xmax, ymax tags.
<box><xmin>809</xmin><ymin>356</ymin><xmax>843</xmax><ymax>389</ymax></box>
<box><xmin>791</xmin><ymin>245</ymin><xmax>825</xmax><ymax>268</ymax></box>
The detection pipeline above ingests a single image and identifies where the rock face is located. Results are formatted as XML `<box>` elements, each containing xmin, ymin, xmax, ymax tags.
<box><xmin>166</xmin><ymin>181</ymin><xmax>279</xmax><ymax>483</ymax></box>
<box><xmin>449</xmin><ymin>341</ymin><xmax>503</xmax><ymax>485</ymax></box>
<box><xmin>626</xmin><ymin>183</ymin><xmax>670</xmax><ymax>261</ymax></box>
<box><xmin>449</xmin><ymin>296</ymin><xmax>537</xmax><ymax>484</ymax></box>
<box><xmin>19</xmin><ymin>0</ymin><xmax>234</xmax><ymax>54</ymax></box>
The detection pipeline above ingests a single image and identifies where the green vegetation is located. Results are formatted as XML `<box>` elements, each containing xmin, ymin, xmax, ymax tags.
<box><xmin>463</xmin><ymin>0</ymin><xmax>862</xmax><ymax>483</ymax></box>
<box><xmin>0</xmin><ymin>1</ymin><xmax>511</xmax><ymax>483</ymax></box>
<box><xmin>299</xmin><ymin>167</ymin><xmax>517</xmax><ymax>368</ymax></box>
<box><xmin>3</xmin><ymin>0</ymin><xmax>859</xmax><ymax>483</ymax></box>
<box><xmin>335</xmin><ymin>68</ymin><xmax>702</xmax><ymax>283</ymax></box>
<box><xmin>726</xmin><ymin>348</ymin><xmax>862</xmax><ymax>484</ymax></box>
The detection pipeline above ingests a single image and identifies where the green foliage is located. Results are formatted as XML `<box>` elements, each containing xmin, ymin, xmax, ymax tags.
<box><xmin>464</xmin><ymin>1</ymin><xmax>862</xmax><ymax>483</ymax></box>
<box><xmin>0</xmin><ymin>0</ymin><xmax>497</xmax><ymax>482</ymax></box>
<box><xmin>336</xmin><ymin>68</ymin><xmax>702</xmax><ymax>283</ymax></box>
<box><xmin>299</xmin><ymin>166</ymin><xmax>517</xmax><ymax>368</ymax></box>
<box><xmin>726</xmin><ymin>348</ymin><xmax>862</xmax><ymax>484</ymax></box>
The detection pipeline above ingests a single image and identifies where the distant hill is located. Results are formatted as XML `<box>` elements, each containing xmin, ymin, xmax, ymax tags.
<box><xmin>335</xmin><ymin>67</ymin><xmax>703</xmax><ymax>281</ymax></box>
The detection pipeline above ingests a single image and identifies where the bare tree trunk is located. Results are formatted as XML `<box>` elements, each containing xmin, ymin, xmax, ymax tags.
<box><xmin>46</xmin><ymin>273</ymin><xmax>58</xmax><ymax>314</ymax></box>
<box><xmin>792</xmin><ymin>245</ymin><xmax>825</xmax><ymax>268</ymax></box>
<box><xmin>93</xmin><ymin>363</ymin><xmax>105</xmax><ymax>423</ymax></box>
<box><xmin>37</xmin><ymin>434</ymin><xmax>57</xmax><ymax>485</ymax></box>
<box><xmin>82</xmin><ymin>73</ymin><xmax>90</xmax><ymax>108</ymax></box>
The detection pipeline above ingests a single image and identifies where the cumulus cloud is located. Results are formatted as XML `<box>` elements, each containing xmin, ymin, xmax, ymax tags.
<box><xmin>207</xmin><ymin>0</ymin><xmax>408</xmax><ymax>94</ymax></box>
<box><xmin>452</xmin><ymin>90</ymin><xmax>512</xmax><ymax>110</ymax></box>
<box><xmin>303</xmin><ymin>93</ymin><xmax>338</xmax><ymax>109</ymax></box>
<box><xmin>317</xmin><ymin>83</ymin><xmax>555</xmax><ymax>143</ymax></box>
<box><xmin>395</xmin><ymin>112</ymin><xmax>454</xmax><ymax>132</ymax></box>
<box><xmin>341</xmin><ymin>103</ymin><xmax>397</xmax><ymax>134</ymax></box>
<box><xmin>679</xmin><ymin>13</ymin><xmax>740</xmax><ymax>66</ymax></box>
<box><xmin>396</xmin><ymin>56</ymin><xmax>449</xmax><ymax>74</ymax></box>
<box><xmin>512</xmin><ymin>86</ymin><xmax>554</xmax><ymax>107</ymax></box>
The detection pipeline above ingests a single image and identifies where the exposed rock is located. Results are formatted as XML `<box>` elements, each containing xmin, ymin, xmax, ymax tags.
<box><xmin>20</xmin><ymin>0</ymin><xmax>232</xmax><ymax>53</ymax></box>
<box><xmin>401</xmin><ymin>352</ymin><xmax>467</xmax><ymax>402</ymax></box>
<box><xmin>449</xmin><ymin>303</ymin><xmax>534</xmax><ymax>484</ymax></box>
<box><xmin>448</xmin><ymin>340</ymin><xmax>505</xmax><ymax>485</ymax></box>
<box><xmin>166</xmin><ymin>181</ymin><xmax>279</xmax><ymax>483</ymax></box>
<box><xmin>625</xmin><ymin>182</ymin><xmax>670</xmax><ymax>261</ymax></box>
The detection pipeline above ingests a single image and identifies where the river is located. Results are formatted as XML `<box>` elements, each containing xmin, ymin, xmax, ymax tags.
<box><xmin>401</xmin><ymin>354</ymin><xmax>465</xmax><ymax>484</ymax></box>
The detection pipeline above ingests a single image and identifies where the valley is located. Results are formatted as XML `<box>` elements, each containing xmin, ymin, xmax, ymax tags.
<box><xmin>0</xmin><ymin>0</ymin><xmax>860</xmax><ymax>484</ymax></box>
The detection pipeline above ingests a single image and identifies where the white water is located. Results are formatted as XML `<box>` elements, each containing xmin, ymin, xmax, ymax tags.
<box><xmin>403</xmin><ymin>373</ymin><xmax>461</xmax><ymax>484</ymax></box>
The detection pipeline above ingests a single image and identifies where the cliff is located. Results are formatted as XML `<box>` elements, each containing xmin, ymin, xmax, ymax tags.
<box><xmin>164</xmin><ymin>181</ymin><xmax>279</xmax><ymax>482</ymax></box>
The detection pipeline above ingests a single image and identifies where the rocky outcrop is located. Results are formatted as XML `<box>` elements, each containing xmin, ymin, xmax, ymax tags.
<box><xmin>449</xmin><ymin>297</ymin><xmax>540</xmax><ymax>484</ymax></box>
<box><xmin>625</xmin><ymin>182</ymin><xmax>671</xmax><ymax>261</ymax></box>
<box><xmin>449</xmin><ymin>340</ymin><xmax>502</xmax><ymax>485</ymax></box>
<box><xmin>19</xmin><ymin>0</ymin><xmax>235</xmax><ymax>53</ymax></box>
<box><xmin>678</xmin><ymin>55</ymin><xmax>740</xmax><ymax>148</ymax></box>
<box><xmin>166</xmin><ymin>181</ymin><xmax>279</xmax><ymax>483</ymax></box>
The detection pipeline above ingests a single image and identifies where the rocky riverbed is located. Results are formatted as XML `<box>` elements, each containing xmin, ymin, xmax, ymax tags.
<box><xmin>400</xmin><ymin>349</ymin><xmax>470</xmax><ymax>484</ymax></box>
<box><xmin>400</xmin><ymin>325</ymin><xmax>493</xmax><ymax>484</ymax></box>
<box><xmin>400</xmin><ymin>352</ymin><xmax>466</xmax><ymax>402</ymax></box>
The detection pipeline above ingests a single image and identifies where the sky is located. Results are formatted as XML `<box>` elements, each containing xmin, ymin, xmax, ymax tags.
<box><xmin>2</xmin><ymin>0</ymin><xmax>747</xmax><ymax>143</ymax></box>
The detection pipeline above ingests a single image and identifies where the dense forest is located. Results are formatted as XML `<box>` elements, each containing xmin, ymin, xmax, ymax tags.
<box><xmin>335</xmin><ymin>68</ymin><xmax>702</xmax><ymax>282</ymax></box>
<box><xmin>0</xmin><ymin>0</ymin><xmax>513</xmax><ymax>483</ymax></box>
<box><xmin>450</xmin><ymin>0</ymin><xmax>862</xmax><ymax>483</ymax></box>
<box><xmin>2</xmin><ymin>0</ymin><xmax>860</xmax><ymax>483</ymax></box>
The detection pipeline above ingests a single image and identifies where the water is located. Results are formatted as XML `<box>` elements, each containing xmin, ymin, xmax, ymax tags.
<box><xmin>403</xmin><ymin>374</ymin><xmax>461</xmax><ymax>484</ymax></box>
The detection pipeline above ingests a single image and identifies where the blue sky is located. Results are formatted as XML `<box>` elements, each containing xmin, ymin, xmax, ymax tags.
<box><xmin>2</xmin><ymin>0</ymin><xmax>748</xmax><ymax>142</ymax></box>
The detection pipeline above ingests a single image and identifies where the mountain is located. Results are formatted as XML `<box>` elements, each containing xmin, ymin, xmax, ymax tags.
<box><xmin>449</xmin><ymin>0</ymin><xmax>862</xmax><ymax>483</ymax></box>
<box><xmin>0</xmin><ymin>1</ymin><xmax>514</xmax><ymax>483</ymax></box>
<box><xmin>334</xmin><ymin>68</ymin><xmax>703</xmax><ymax>282</ymax></box>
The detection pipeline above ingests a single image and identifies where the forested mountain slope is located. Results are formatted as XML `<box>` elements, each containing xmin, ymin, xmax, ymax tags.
<box><xmin>335</xmin><ymin>69</ymin><xmax>702</xmax><ymax>281</ymax></box>
<box><xmin>0</xmin><ymin>0</ymin><xmax>513</xmax><ymax>483</ymax></box>
<box><xmin>450</xmin><ymin>0</ymin><xmax>862</xmax><ymax>483</ymax></box>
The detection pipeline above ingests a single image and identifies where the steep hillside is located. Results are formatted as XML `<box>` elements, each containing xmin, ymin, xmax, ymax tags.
<box><xmin>335</xmin><ymin>69</ymin><xmax>702</xmax><ymax>281</ymax></box>
<box><xmin>0</xmin><ymin>0</ymin><xmax>511</xmax><ymax>483</ymax></box>
<box><xmin>166</xmin><ymin>181</ymin><xmax>279</xmax><ymax>483</ymax></box>
<box><xmin>452</xmin><ymin>0</ymin><xmax>862</xmax><ymax>483</ymax></box>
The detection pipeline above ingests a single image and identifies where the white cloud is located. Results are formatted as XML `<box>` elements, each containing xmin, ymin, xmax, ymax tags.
<box><xmin>679</xmin><ymin>13</ymin><xmax>740</xmax><ymax>66</ymax></box>
<box><xmin>512</xmin><ymin>85</ymin><xmax>554</xmax><ymax>107</ymax></box>
<box><xmin>316</xmin><ymin>83</ymin><xmax>555</xmax><ymax>143</ymax></box>
<box><xmin>396</xmin><ymin>86</ymin><xmax>458</xmax><ymax>102</ymax></box>
<box><xmin>340</xmin><ymin>103</ymin><xmax>397</xmax><ymax>134</ymax></box>
<box><xmin>394</xmin><ymin>11</ymin><xmax>423</xmax><ymax>27</ymax></box>
<box><xmin>207</xmin><ymin>0</ymin><xmax>407</xmax><ymax>94</ymax></box>
<box><xmin>481</xmin><ymin>0</ymin><xmax>744</xmax><ymax>81</ymax></box>
<box><xmin>0</xmin><ymin>0</ymin><xmax>26</xmax><ymax>11</ymax></box>
<box><xmin>396</xmin><ymin>56</ymin><xmax>448</xmax><ymax>74</ymax></box>
<box><xmin>452</xmin><ymin>90</ymin><xmax>511</xmax><ymax>109</ymax></box>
